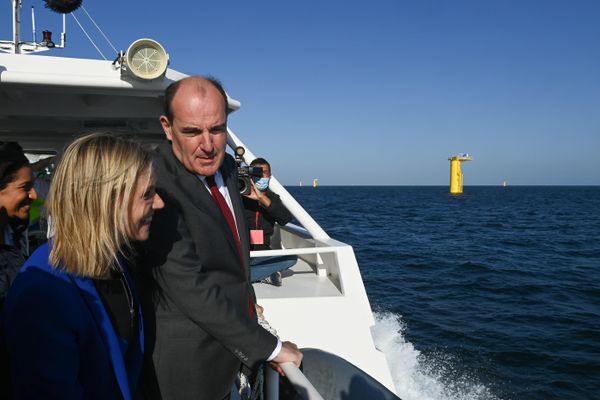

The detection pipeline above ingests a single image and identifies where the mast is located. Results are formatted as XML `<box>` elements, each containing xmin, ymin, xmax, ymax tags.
<box><xmin>2</xmin><ymin>0</ymin><xmax>75</xmax><ymax>53</ymax></box>
<box><xmin>12</xmin><ymin>0</ymin><xmax>21</xmax><ymax>54</ymax></box>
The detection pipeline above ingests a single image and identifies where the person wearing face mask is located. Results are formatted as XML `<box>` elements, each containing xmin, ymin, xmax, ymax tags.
<box><xmin>0</xmin><ymin>142</ymin><xmax>37</xmax><ymax>309</ymax></box>
<box><xmin>242</xmin><ymin>158</ymin><xmax>293</xmax><ymax>286</ymax></box>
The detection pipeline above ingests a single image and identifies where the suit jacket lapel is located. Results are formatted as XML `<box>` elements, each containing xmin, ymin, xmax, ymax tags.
<box><xmin>70</xmin><ymin>276</ymin><xmax>132</xmax><ymax>400</ymax></box>
<box><xmin>158</xmin><ymin>144</ymin><xmax>245</xmax><ymax>262</ymax></box>
<box><xmin>159</xmin><ymin>144</ymin><xmax>230</xmax><ymax>229</ymax></box>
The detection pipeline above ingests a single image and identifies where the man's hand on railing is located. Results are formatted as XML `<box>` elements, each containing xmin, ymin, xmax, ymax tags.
<box><xmin>255</xmin><ymin>303</ymin><xmax>264</xmax><ymax>317</ymax></box>
<box><xmin>270</xmin><ymin>341</ymin><xmax>303</xmax><ymax>376</ymax></box>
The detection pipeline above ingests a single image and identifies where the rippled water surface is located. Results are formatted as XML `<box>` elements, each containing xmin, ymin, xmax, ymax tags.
<box><xmin>286</xmin><ymin>186</ymin><xmax>600</xmax><ymax>400</ymax></box>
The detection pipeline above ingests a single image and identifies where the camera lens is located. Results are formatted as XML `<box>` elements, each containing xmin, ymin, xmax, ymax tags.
<box><xmin>238</xmin><ymin>177</ymin><xmax>251</xmax><ymax>195</ymax></box>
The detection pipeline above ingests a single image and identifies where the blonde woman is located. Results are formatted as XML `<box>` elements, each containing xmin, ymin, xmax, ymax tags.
<box><xmin>2</xmin><ymin>133</ymin><xmax>164</xmax><ymax>399</ymax></box>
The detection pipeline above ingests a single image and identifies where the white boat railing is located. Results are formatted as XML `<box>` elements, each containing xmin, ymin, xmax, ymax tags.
<box><xmin>250</xmin><ymin>246</ymin><xmax>341</xmax><ymax>258</ymax></box>
<box><xmin>264</xmin><ymin>363</ymin><xmax>325</xmax><ymax>400</ymax></box>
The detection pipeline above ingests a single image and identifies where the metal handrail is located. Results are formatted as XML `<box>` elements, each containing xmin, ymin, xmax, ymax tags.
<box><xmin>264</xmin><ymin>362</ymin><xmax>325</xmax><ymax>400</ymax></box>
<box><xmin>278</xmin><ymin>362</ymin><xmax>325</xmax><ymax>400</ymax></box>
<box><xmin>250</xmin><ymin>246</ymin><xmax>342</xmax><ymax>258</ymax></box>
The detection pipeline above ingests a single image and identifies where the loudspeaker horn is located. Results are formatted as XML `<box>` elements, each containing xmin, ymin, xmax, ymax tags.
<box><xmin>123</xmin><ymin>39</ymin><xmax>169</xmax><ymax>81</ymax></box>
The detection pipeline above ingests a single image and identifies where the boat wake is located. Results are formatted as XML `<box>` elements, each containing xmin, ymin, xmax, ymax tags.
<box><xmin>372</xmin><ymin>312</ymin><xmax>500</xmax><ymax>400</ymax></box>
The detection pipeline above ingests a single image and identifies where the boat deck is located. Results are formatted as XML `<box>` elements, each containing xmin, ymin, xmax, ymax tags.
<box><xmin>250</xmin><ymin>236</ymin><xmax>397</xmax><ymax>393</ymax></box>
<box><xmin>253</xmin><ymin>258</ymin><xmax>342</xmax><ymax>299</ymax></box>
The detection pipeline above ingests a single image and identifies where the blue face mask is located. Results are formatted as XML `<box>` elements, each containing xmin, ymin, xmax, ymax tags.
<box><xmin>254</xmin><ymin>177</ymin><xmax>270</xmax><ymax>192</ymax></box>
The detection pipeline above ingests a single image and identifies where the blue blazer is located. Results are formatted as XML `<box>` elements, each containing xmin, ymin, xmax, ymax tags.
<box><xmin>1</xmin><ymin>243</ymin><xmax>144</xmax><ymax>400</ymax></box>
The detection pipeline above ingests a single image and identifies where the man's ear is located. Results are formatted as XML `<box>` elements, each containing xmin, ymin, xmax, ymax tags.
<box><xmin>159</xmin><ymin>115</ymin><xmax>173</xmax><ymax>141</ymax></box>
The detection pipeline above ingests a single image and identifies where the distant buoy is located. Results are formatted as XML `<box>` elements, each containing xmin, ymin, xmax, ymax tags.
<box><xmin>503</xmin><ymin>181</ymin><xmax>507</xmax><ymax>187</ymax></box>
<box><xmin>448</xmin><ymin>154</ymin><xmax>472</xmax><ymax>194</ymax></box>
<box><xmin>313</xmin><ymin>179</ymin><xmax>318</xmax><ymax>188</ymax></box>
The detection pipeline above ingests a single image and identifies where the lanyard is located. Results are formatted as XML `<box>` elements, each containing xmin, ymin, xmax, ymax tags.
<box><xmin>255</xmin><ymin>210</ymin><xmax>260</xmax><ymax>230</ymax></box>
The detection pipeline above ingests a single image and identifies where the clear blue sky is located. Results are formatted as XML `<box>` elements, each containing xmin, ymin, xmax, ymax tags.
<box><xmin>4</xmin><ymin>0</ymin><xmax>600</xmax><ymax>185</ymax></box>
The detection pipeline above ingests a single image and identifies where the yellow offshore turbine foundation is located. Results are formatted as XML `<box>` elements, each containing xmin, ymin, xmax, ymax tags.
<box><xmin>448</xmin><ymin>154</ymin><xmax>472</xmax><ymax>194</ymax></box>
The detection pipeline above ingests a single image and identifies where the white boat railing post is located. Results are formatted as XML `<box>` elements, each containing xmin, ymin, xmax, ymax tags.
<box><xmin>280</xmin><ymin>363</ymin><xmax>325</xmax><ymax>400</ymax></box>
<box><xmin>227</xmin><ymin>128</ymin><xmax>330</xmax><ymax>240</ymax></box>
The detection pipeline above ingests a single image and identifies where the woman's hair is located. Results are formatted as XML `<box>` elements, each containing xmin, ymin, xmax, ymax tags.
<box><xmin>0</xmin><ymin>142</ymin><xmax>30</xmax><ymax>191</ymax></box>
<box><xmin>46</xmin><ymin>133</ymin><xmax>152</xmax><ymax>278</ymax></box>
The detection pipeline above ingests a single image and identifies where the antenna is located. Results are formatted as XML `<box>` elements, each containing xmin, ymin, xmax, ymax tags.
<box><xmin>50</xmin><ymin>13</ymin><xmax>67</xmax><ymax>48</ymax></box>
<box><xmin>31</xmin><ymin>6</ymin><xmax>36</xmax><ymax>43</ymax></box>
<box><xmin>0</xmin><ymin>0</ymin><xmax>75</xmax><ymax>53</ymax></box>
<box><xmin>13</xmin><ymin>0</ymin><xmax>21</xmax><ymax>54</ymax></box>
<box><xmin>60</xmin><ymin>14</ymin><xmax>66</xmax><ymax>48</ymax></box>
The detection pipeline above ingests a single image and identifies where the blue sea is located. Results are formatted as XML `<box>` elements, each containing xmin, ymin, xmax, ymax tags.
<box><xmin>285</xmin><ymin>186</ymin><xmax>600</xmax><ymax>400</ymax></box>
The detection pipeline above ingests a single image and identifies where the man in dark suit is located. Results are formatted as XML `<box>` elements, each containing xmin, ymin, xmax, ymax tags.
<box><xmin>143</xmin><ymin>76</ymin><xmax>302</xmax><ymax>400</ymax></box>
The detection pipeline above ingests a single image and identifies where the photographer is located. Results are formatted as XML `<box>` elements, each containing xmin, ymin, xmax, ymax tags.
<box><xmin>242</xmin><ymin>158</ymin><xmax>292</xmax><ymax>286</ymax></box>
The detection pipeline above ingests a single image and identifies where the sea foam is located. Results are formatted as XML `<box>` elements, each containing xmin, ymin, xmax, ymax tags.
<box><xmin>372</xmin><ymin>312</ymin><xmax>500</xmax><ymax>400</ymax></box>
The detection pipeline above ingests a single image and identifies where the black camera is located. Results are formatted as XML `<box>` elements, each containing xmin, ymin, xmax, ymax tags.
<box><xmin>234</xmin><ymin>146</ymin><xmax>262</xmax><ymax>195</ymax></box>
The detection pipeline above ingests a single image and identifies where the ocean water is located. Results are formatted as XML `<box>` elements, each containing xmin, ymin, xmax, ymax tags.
<box><xmin>285</xmin><ymin>186</ymin><xmax>600</xmax><ymax>400</ymax></box>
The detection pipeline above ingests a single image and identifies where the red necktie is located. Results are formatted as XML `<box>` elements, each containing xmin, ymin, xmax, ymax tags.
<box><xmin>206</xmin><ymin>176</ymin><xmax>255</xmax><ymax>319</ymax></box>
<box><xmin>206</xmin><ymin>175</ymin><xmax>243</xmax><ymax>262</ymax></box>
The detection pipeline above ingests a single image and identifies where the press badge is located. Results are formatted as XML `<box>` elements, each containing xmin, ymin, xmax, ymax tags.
<box><xmin>250</xmin><ymin>229</ymin><xmax>264</xmax><ymax>245</ymax></box>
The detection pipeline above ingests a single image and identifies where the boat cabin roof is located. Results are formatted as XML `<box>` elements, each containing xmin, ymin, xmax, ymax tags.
<box><xmin>0</xmin><ymin>53</ymin><xmax>239</xmax><ymax>151</ymax></box>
